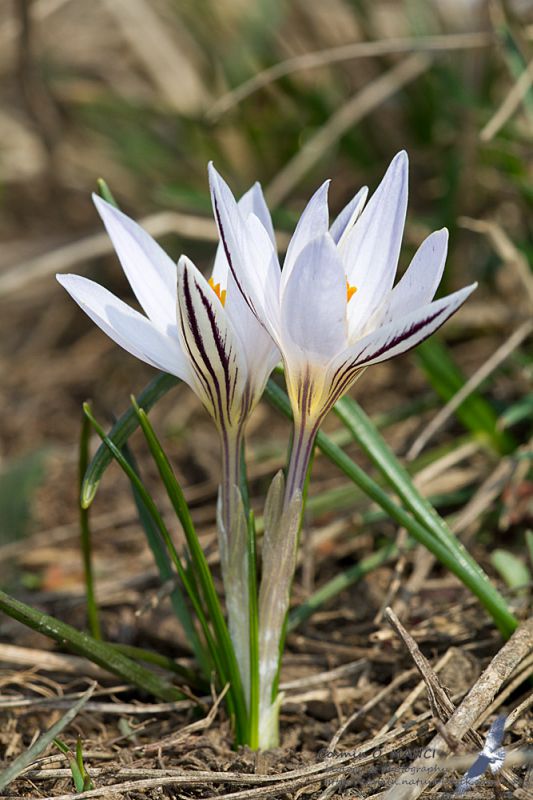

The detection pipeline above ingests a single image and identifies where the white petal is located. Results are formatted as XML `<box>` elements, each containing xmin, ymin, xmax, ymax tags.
<box><xmin>211</xmin><ymin>181</ymin><xmax>275</xmax><ymax>287</ymax></box>
<box><xmin>341</xmin><ymin>151</ymin><xmax>409</xmax><ymax>331</ymax></box>
<box><xmin>282</xmin><ymin>180</ymin><xmax>330</xmax><ymax>293</ymax></box>
<box><xmin>93</xmin><ymin>196</ymin><xmax>176</xmax><ymax>331</ymax></box>
<box><xmin>329</xmin><ymin>186</ymin><xmax>368</xmax><ymax>245</ymax></box>
<box><xmin>384</xmin><ymin>228</ymin><xmax>448</xmax><ymax>322</ymax></box>
<box><xmin>208</xmin><ymin>164</ymin><xmax>281</xmax><ymax>335</ymax></box>
<box><xmin>342</xmin><ymin>283</ymin><xmax>477</xmax><ymax>369</ymax></box>
<box><xmin>281</xmin><ymin>233</ymin><xmax>347</xmax><ymax>364</ymax></box>
<box><xmin>57</xmin><ymin>273</ymin><xmax>188</xmax><ymax>378</ymax></box>
<box><xmin>239</xmin><ymin>182</ymin><xmax>276</xmax><ymax>245</ymax></box>
<box><xmin>225</xmin><ymin>267</ymin><xmax>280</xmax><ymax>404</ymax></box>
<box><xmin>177</xmin><ymin>256</ymin><xmax>249</xmax><ymax>428</ymax></box>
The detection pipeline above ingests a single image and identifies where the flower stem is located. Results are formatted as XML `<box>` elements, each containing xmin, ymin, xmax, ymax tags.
<box><xmin>218</xmin><ymin>426</ymin><xmax>252</xmax><ymax>710</ymax></box>
<box><xmin>219</xmin><ymin>427</ymin><xmax>243</xmax><ymax>544</ymax></box>
<box><xmin>284</xmin><ymin>418</ymin><xmax>318</xmax><ymax>507</ymax></box>
<box><xmin>257</xmin><ymin>419</ymin><xmax>316</xmax><ymax>748</ymax></box>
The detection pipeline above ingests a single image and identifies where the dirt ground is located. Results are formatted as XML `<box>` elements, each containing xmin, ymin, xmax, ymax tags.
<box><xmin>1</xmin><ymin>0</ymin><xmax>533</xmax><ymax>798</ymax></box>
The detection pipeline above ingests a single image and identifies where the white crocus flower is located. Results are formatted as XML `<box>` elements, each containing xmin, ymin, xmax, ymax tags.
<box><xmin>209</xmin><ymin>152</ymin><xmax>476</xmax><ymax>748</ymax></box>
<box><xmin>57</xmin><ymin>188</ymin><xmax>279</xmax><ymax>708</ymax></box>
<box><xmin>209</xmin><ymin>151</ymin><xmax>476</xmax><ymax>501</ymax></box>
<box><xmin>57</xmin><ymin>189</ymin><xmax>279</xmax><ymax>436</ymax></box>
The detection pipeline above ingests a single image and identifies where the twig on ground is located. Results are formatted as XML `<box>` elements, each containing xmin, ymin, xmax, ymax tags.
<box><xmin>382</xmin><ymin>616</ymin><xmax>533</xmax><ymax>799</ymax></box>
<box><xmin>453</xmin><ymin>444</ymin><xmax>531</xmax><ymax>540</ymax></box>
<box><xmin>328</xmin><ymin>667</ymin><xmax>416</xmax><ymax>750</ymax></box>
<box><xmin>377</xmin><ymin>649</ymin><xmax>457</xmax><ymax>735</ymax></box>
<box><xmin>385</xmin><ymin>608</ymin><xmax>456</xmax><ymax>724</ymax></box>
<box><xmin>139</xmin><ymin>684</ymin><xmax>229</xmax><ymax>752</ymax></box>
<box><xmin>0</xmin><ymin>644</ymin><xmax>108</xmax><ymax>679</ymax></box>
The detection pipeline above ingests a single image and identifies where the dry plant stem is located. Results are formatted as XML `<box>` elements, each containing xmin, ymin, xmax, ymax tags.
<box><xmin>265</xmin><ymin>53</ymin><xmax>431</xmax><ymax>206</ymax></box>
<box><xmin>407</xmin><ymin>319</ymin><xmax>533</xmax><ymax>459</ymax></box>
<box><xmin>383</xmin><ymin>616</ymin><xmax>533</xmax><ymax>800</ymax></box>
<box><xmin>0</xmin><ymin>212</ymin><xmax>219</xmax><ymax>297</ymax></box>
<box><xmin>98</xmin><ymin>0</ymin><xmax>208</xmax><ymax>114</ymax></box>
<box><xmin>481</xmin><ymin>54</ymin><xmax>533</xmax><ymax>139</ymax></box>
<box><xmin>208</xmin><ymin>32</ymin><xmax>496</xmax><ymax>118</ymax></box>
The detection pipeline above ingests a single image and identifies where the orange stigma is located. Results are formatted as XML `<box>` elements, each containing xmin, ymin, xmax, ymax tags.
<box><xmin>346</xmin><ymin>280</ymin><xmax>357</xmax><ymax>302</ymax></box>
<box><xmin>208</xmin><ymin>277</ymin><xmax>227</xmax><ymax>306</ymax></box>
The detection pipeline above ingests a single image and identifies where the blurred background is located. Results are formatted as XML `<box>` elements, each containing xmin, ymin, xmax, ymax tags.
<box><xmin>0</xmin><ymin>0</ymin><xmax>531</xmax><ymax>613</ymax></box>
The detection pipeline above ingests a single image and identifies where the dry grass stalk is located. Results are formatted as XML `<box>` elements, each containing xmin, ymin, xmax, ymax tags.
<box><xmin>481</xmin><ymin>54</ymin><xmax>533</xmax><ymax>140</ymax></box>
<box><xmin>407</xmin><ymin>319</ymin><xmax>533</xmax><ymax>460</ymax></box>
<box><xmin>382</xmin><ymin>616</ymin><xmax>533</xmax><ymax>799</ymax></box>
<box><xmin>208</xmin><ymin>32</ymin><xmax>496</xmax><ymax>119</ymax></box>
<box><xmin>97</xmin><ymin>0</ymin><xmax>209</xmax><ymax>114</ymax></box>
<box><xmin>265</xmin><ymin>53</ymin><xmax>432</xmax><ymax>206</ymax></box>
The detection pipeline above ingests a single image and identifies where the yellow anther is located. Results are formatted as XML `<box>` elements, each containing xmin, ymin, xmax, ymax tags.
<box><xmin>346</xmin><ymin>281</ymin><xmax>357</xmax><ymax>302</ymax></box>
<box><xmin>208</xmin><ymin>277</ymin><xmax>227</xmax><ymax>306</ymax></box>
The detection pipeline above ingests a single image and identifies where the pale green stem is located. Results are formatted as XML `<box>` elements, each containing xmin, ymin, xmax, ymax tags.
<box><xmin>284</xmin><ymin>417</ymin><xmax>319</xmax><ymax>507</ymax></box>
<box><xmin>257</xmin><ymin>419</ymin><xmax>316</xmax><ymax>749</ymax></box>
<box><xmin>218</xmin><ymin>426</ymin><xmax>250</xmax><ymax>708</ymax></box>
<box><xmin>219</xmin><ymin>426</ymin><xmax>243</xmax><ymax>541</ymax></box>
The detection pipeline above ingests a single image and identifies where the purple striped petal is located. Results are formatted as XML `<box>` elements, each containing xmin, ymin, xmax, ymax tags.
<box><xmin>208</xmin><ymin>163</ymin><xmax>281</xmax><ymax>337</ymax></box>
<box><xmin>344</xmin><ymin>283</ymin><xmax>477</xmax><ymax>369</ymax></box>
<box><xmin>211</xmin><ymin>180</ymin><xmax>275</xmax><ymax>287</ymax></box>
<box><xmin>177</xmin><ymin>256</ymin><xmax>248</xmax><ymax>428</ymax></box>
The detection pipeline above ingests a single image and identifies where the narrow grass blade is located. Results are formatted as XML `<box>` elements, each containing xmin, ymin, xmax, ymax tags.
<box><xmin>527</xmin><ymin>531</ymin><xmax>533</xmax><ymax>569</ymax></box>
<box><xmin>0</xmin><ymin>684</ymin><xmax>96</xmax><ymax>792</ymax></box>
<box><xmin>130</xmin><ymin>400</ymin><xmax>249</xmax><ymax>743</ymax></box>
<box><xmin>122</xmin><ymin>442</ymin><xmax>211</xmax><ymax>677</ymax></box>
<box><xmin>110</xmin><ymin>643</ymin><xmax>203</xmax><ymax>688</ymax></box>
<box><xmin>491</xmin><ymin>549</ymin><xmax>530</xmax><ymax>592</ymax></box>
<box><xmin>0</xmin><ymin>590</ymin><xmax>184</xmax><ymax>700</ymax></box>
<box><xmin>76</xmin><ymin>738</ymin><xmax>94</xmax><ymax>791</ymax></box>
<box><xmin>332</xmin><ymin>394</ymin><xmax>520</xmax><ymax>632</ymax></box>
<box><xmin>333</xmin><ymin>395</ymin><xmax>487</xmax><ymax>568</ymax></box>
<box><xmin>53</xmin><ymin>738</ymin><xmax>88</xmax><ymax>793</ymax></box>
<box><xmin>79</xmin><ymin>412</ymin><xmax>101</xmax><ymax>639</ymax></box>
<box><xmin>82</xmin><ymin>404</ymin><xmax>231</xmax><ymax>714</ymax></box>
<box><xmin>288</xmin><ymin>542</ymin><xmax>398</xmax><ymax>630</ymax></box>
<box><xmin>81</xmin><ymin>372</ymin><xmax>179</xmax><ymax>508</ymax></box>
<box><xmin>416</xmin><ymin>338</ymin><xmax>515</xmax><ymax>454</ymax></box>
<box><xmin>264</xmin><ymin>379</ymin><xmax>518</xmax><ymax>637</ymax></box>
<box><xmin>96</xmin><ymin>177</ymin><xmax>118</xmax><ymax>206</ymax></box>
<box><xmin>499</xmin><ymin>393</ymin><xmax>533</xmax><ymax>430</ymax></box>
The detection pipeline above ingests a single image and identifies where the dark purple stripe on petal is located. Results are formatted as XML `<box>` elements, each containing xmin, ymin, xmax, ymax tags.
<box><xmin>181</xmin><ymin>269</ymin><xmax>234</xmax><ymax>425</ymax></box>
<box><xmin>213</xmin><ymin>196</ymin><xmax>258</xmax><ymax>318</ymax></box>
<box><xmin>352</xmin><ymin>305</ymin><xmax>446</xmax><ymax>366</ymax></box>
<box><xmin>180</xmin><ymin>273</ymin><xmax>219</xmax><ymax>409</ymax></box>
